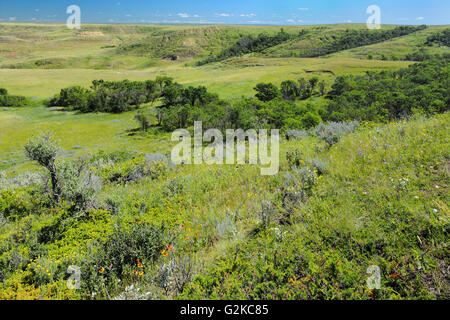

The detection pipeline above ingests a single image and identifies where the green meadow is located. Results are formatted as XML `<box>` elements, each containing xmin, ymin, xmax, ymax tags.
<box><xmin>0</xmin><ymin>22</ymin><xmax>448</xmax><ymax>300</ymax></box>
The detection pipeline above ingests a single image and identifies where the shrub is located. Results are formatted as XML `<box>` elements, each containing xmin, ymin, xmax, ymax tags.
<box><xmin>0</xmin><ymin>94</ymin><xmax>28</xmax><ymax>107</ymax></box>
<box><xmin>134</xmin><ymin>111</ymin><xmax>151</xmax><ymax>131</ymax></box>
<box><xmin>301</xmin><ymin>112</ymin><xmax>322</xmax><ymax>129</ymax></box>
<box><xmin>56</xmin><ymin>161</ymin><xmax>102</xmax><ymax>211</ymax></box>
<box><xmin>286</xmin><ymin>149</ymin><xmax>305</xmax><ymax>168</ymax></box>
<box><xmin>254</xmin><ymin>83</ymin><xmax>280</xmax><ymax>102</ymax></box>
<box><xmin>315</xmin><ymin>121</ymin><xmax>360</xmax><ymax>147</ymax></box>
<box><xmin>99</xmin><ymin>156</ymin><xmax>168</xmax><ymax>184</ymax></box>
<box><xmin>82</xmin><ymin>223</ymin><xmax>167</xmax><ymax>294</ymax></box>
<box><xmin>24</xmin><ymin>133</ymin><xmax>61</xmax><ymax>203</ymax></box>
<box><xmin>0</xmin><ymin>188</ymin><xmax>34</xmax><ymax>221</ymax></box>
<box><xmin>0</xmin><ymin>171</ymin><xmax>44</xmax><ymax>191</ymax></box>
<box><xmin>24</xmin><ymin>134</ymin><xmax>102</xmax><ymax>209</ymax></box>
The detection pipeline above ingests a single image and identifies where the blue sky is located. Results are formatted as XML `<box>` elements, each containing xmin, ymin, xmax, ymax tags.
<box><xmin>0</xmin><ymin>0</ymin><xmax>449</xmax><ymax>25</ymax></box>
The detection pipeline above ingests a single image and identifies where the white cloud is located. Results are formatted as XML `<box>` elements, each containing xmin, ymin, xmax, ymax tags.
<box><xmin>177</xmin><ymin>13</ymin><xmax>190</xmax><ymax>18</ymax></box>
<box><xmin>346</xmin><ymin>20</ymin><xmax>352</xmax><ymax>23</ymax></box>
<box><xmin>287</xmin><ymin>19</ymin><xmax>295</xmax><ymax>23</ymax></box>
<box><xmin>298</xmin><ymin>8</ymin><xmax>309</xmax><ymax>11</ymax></box>
<box><xmin>217</xmin><ymin>13</ymin><xmax>231</xmax><ymax>17</ymax></box>
<box><xmin>240</xmin><ymin>13</ymin><xmax>256</xmax><ymax>17</ymax></box>
<box><xmin>125</xmin><ymin>14</ymin><xmax>132</xmax><ymax>17</ymax></box>
<box><xmin>9</xmin><ymin>17</ymin><xmax>16</xmax><ymax>21</ymax></box>
<box><xmin>416</xmin><ymin>16</ymin><xmax>424</xmax><ymax>21</ymax></box>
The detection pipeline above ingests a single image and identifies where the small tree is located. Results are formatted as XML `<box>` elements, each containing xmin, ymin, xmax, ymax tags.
<box><xmin>280</xmin><ymin>80</ymin><xmax>299</xmax><ymax>101</ymax></box>
<box><xmin>24</xmin><ymin>133</ymin><xmax>61</xmax><ymax>202</ymax></box>
<box><xmin>308</xmin><ymin>77</ymin><xmax>319</xmax><ymax>95</ymax></box>
<box><xmin>135</xmin><ymin>111</ymin><xmax>151</xmax><ymax>131</ymax></box>
<box><xmin>254</xmin><ymin>83</ymin><xmax>280</xmax><ymax>102</ymax></box>
<box><xmin>318</xmin><ymin>80</ymin><xmax>326</xmax><ymax>96</ymax></box>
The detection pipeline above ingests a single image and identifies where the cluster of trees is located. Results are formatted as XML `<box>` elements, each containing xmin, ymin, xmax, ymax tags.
<box><xmin>47</xmin><ymin>78</ymin><xmax>168</xmax><ymax>113</ymax></box>
<box><xmin>46</xmin><ymin>74</ymin><xmax>324</xmax><ymax>132</ymax></box>
<box><xmin>425</xmin><ymin>29</ymin><xmax>450</xmax><ymax>47</ymax></box>
<box><xmin>135</xmin><ymin>79</ymin><xmax>324</xmax><ymax>132</ymax></box>
<box><xmin>46</xmin><ymin>57</ymin><xmax>448</xmax><ymax>134</ymax></box>
<box><xmin>155</xmin><ymin>80</ymin><xmax>223</xmax><ymax>130</ymax></box>
<box><xmin>149</xmin><ymin>79</ymin><xmax>323</xmax><ymax>132</ymax></box>
<box><xmin>157</xmin><ymin>94</ymin><xmax>323</xmax><ymax>132</ymax></box>
<box><xmin>324</xmin><ymin>57</ymin><xmax>449</xmax><ymax>122</ymax></box>
<box><xmin>0</xmin><ymin>88</ymin><xmax>28</xmax><ymax>107</ymax></box>
<box><xmin>404</xmin><ymin>51</ymin><xmax>450</xmax><ymax>62</ymax></box>
<box><xmin>196</xmin><ymin>29</ymin><xmax>301</xmax><ymax>65</ymax></box>
<box><xmin>307</xmin><ymin>26</ymin><xmax>427</xmax><ymax>57</ymax></box>
<box><xmin>254</xmin><ymin>77</ymin><xmax>326</xmax><ymax>102</ymax></box>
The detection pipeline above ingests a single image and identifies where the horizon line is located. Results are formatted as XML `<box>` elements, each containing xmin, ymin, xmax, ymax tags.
<box><xmin>0</xmin><ymin>21</ymin><xmax>443</xmax><ymax>27</ymax></box>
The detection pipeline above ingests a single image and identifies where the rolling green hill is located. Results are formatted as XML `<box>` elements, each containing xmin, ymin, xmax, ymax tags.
<box><xmin>0</xmin><ymin>22</ymin><xmax>448</xmax><ymax>300</ymax></box>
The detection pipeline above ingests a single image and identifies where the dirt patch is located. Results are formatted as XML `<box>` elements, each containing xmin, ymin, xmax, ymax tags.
<box><xmin>0</xmin><ymin>36</ymin><xmax>22</xmax><ymax>42</ymax></box>
<box><xmin>75</xmin><ymin>31</ymin><xmax>105</xmax><ymax>39</ymax></box>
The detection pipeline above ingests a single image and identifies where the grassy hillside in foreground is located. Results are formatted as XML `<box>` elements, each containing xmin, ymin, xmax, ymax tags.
<box><xmin>181</xmin><ymin>113</ymin><xmax>449</xmax><ymax>299</ymax></box>
<box><xmin>0</xmin><ymin>113</ymin><xmax>448</xmax><ymax>299</ymax></box>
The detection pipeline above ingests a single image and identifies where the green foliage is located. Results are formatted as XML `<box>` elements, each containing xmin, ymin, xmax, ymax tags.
<box><xmin>305</xmin><ymin>26</ymin><xmax>427</xmax><ymax>57</ymax></box>
<box><xmin>425</xmin><ymin>28</ymin><xmax>450</xmax><ymax>47</ymax></box>
<box><xmin>82</xmin><ymin>223</ymin><xmax>167</xmax><ymax>293</ymax></box>
<box><xmin>134</xmin><ymin>111</ymin><xmax>151</xmax><ymax>131</ymax></box>
<box><xmin>181</xmin><ymin>113</ymin><xmax>450</xmax><ymax>300</ymax></box>
<box><xmin>254</xmin><ymin>83</ymin><xmax>280</xmax><ymax>102</ymax></box>
<box><xmin>99</xmin><ymin>156</ymin><xmax>168</xmax><ymax>184</ymax></box>
<box><xmin>197</xmin><ymin>29</ymin><xmax>296</xmax><ymax>65</ymax></box>
<box><xmin>325</xmin><ymin>58</ymin><xmax>450</xmax><ymax>122</ymax></box>
<box><xmin>0</xmin><ymin>89</ymin><xmax>28</xmax><ymax>107</ymax></box>
<box><xmin>0</xmin><ymin>187</ymin><xmax>44</xmax><ymax>221</ymax></box>
<box><xmin>47</xmin><ymin>79</ymin><xmax>158</xmax><ymax>113</ymax></box>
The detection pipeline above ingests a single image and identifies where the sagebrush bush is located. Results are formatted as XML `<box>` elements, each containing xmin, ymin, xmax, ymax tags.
<box><xmin>0</xmin><ymin>171</ymin><xmax>44</xmax><ymax>191</ymax></box>
<box><xmin>24</xmin><ymin>133</ymin><xmax>61</xmax><ymax>201</ymax></box>
<box><xmin>56</xmin><ymin>161</ymin><xmax>102</xmax><ymax>211</ymax></box>
<box><xmin>315</xmin><ymin>121</ymin><xmax>360</xmax><ymax>147</ymax></box>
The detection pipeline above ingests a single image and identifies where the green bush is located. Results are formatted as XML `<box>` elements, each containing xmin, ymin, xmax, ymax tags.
<box><xmin>0</xmin><ymin>94</ymin><xmax>28</xmax><ymax>107</ymax></box>
<box><xmin>99</xmin><ymin>156</ymin><xmax>168</xmax><ymax>184</ymax></box>
<box><xmin>82</xmin><ymin>223</ymin><xmax>167</xmax><ymax>294</ymax></box>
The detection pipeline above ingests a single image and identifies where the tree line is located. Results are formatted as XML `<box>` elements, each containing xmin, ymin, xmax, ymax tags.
<box><xmin>196</xmin><ymin>29</ymin><xmax>303</xmax><ymax>65</ymax></box>
<box><xmin>305</xmin><ymin>25</ymin><xmax>427</xmax><ymax>57</ymax></box>
<box><xmin>425</xmin><ymin>28</ymin><xmax>450</xmax><ymax>47</ymax></box>
<box><xmin>46</xmin><ymin>57</ymin><xmax>449</xmax><ymax>133</ymax></box>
